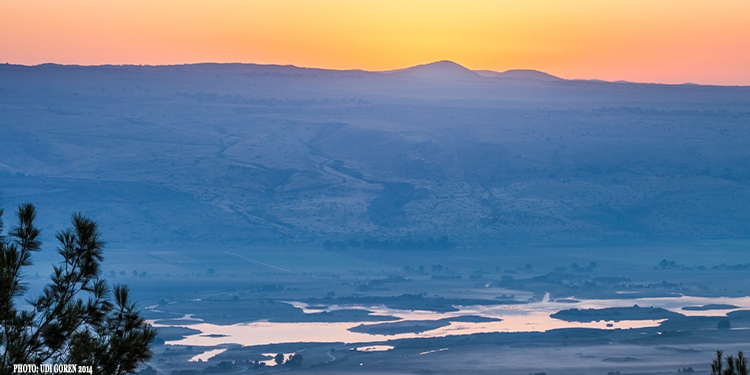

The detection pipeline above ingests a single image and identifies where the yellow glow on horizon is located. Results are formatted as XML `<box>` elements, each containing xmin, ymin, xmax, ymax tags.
<box><xmin>2</xmin><ymin>0</ymin><xmax>749</xmax><ymax>84</ymax></box>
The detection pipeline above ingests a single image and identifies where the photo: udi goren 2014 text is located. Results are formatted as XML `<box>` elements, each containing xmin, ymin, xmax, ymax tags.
<box><xmin>12</xmin><ymin>363</ymin><xmax>93</xmax><ymax>374</ymax></box>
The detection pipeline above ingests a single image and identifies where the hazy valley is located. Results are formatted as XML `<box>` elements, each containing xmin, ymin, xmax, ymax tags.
<box><xmin>2</xmin><ymin>61</ymin><xmax>750</xmax><ymax>374</ymax></box>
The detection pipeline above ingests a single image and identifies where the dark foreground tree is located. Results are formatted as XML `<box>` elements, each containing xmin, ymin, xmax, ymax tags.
<box><xmin>1</xmin><ymin>204</ymin><xmax>156</xmax><ymax>374</ymax></box>
<box><xmin>712</xmin><ymin>350</ymin><xmax>749</xmax><ymax>375</ymax></box>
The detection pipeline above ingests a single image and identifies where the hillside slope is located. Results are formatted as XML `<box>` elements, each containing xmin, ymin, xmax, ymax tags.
<box><xmin>2</xmin><ymin>63</ymin><xmax>749</xmax><ymax>248</ymax></box>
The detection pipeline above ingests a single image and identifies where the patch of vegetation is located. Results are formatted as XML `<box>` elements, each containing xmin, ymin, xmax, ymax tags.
<box><xmin>683</xmin><ymin>304</ymin><xmax>739</xmax><ymax>311</ymax></box>
<box><xmin>0</xmin><ymin>204</ymin><xmax>156</xmax><ymax>374</ymax></box>
<box><xmin>710</xmin><ymin>350</ymin><xmax>748</xmax><ymax>375</ymax></box>
<box><xmin>551</xmin><ymin>306</ymin><xmax>683</xmax><ymax>323</ymax></box>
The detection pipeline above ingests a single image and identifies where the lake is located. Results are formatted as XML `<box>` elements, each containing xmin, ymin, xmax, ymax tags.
<box><xmin>153</xmin><ymin>294</ymin><xmax>750</xmax><ymax>349</ymax></box>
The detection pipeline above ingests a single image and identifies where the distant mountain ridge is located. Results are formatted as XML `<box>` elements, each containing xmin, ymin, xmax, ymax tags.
<box><xmin>386</xmin><ymin>60</ymin><xmax>565</xmax><ymax>82</ymax></box>
<box><xmin>21</xmin><ymin>60</ymin><xmax>564</xmax><ymax>82</ymax></box>
<box><xmin>11</xmin><ymin>61</ymin><xmax>744</xmax><ymax>86</ymax></box>
<box><xmin>475</xmin><ymin>69</ymin><xmax>563</xmax><ymax>81</ymax></box>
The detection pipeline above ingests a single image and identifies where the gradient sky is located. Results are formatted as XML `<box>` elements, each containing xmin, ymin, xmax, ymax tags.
<box><xmin>2</xmin><ymin>0</ymin><xmax>749</xmax><ymax>85</ymax></box>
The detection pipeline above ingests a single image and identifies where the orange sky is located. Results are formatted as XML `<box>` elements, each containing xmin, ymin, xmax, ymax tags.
<box><xmin>2</xmin><ymin>0</ymin><xmax>749</xmax><ymax>85</ymax></box>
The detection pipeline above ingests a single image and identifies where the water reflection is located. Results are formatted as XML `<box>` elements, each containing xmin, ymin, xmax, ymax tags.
<box><xmin>155</xmin><ymin>294</ymin><xmax>750</xmax><ymax>348</ymax></box>
<box><xmin>420</xmin><ymin>348</ymin><xmax>448</xmax><ymax>355</ymax></box>
<box><xmin>356</xmin><ymin>345</ymin><xmax>394</xmax><ymax>352</ymax></box>
<box><xmin>259</xmin><ymin>353</ymin><xmax>292</xmax><ymax>367</ymax></box>
<box><xmin>189</xmin><ymin>348</ymin><xmax>226</xmax><ymax>362</ymax></box>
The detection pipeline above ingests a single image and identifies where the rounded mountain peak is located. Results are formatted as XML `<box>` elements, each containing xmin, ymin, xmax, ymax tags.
<box><xmin>388</xmin><ymin>60</ymin><xmax>480</xmax><ymax>80</ymax></box>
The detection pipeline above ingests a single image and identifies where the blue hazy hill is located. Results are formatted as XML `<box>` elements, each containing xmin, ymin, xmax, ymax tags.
<box><xmin>1</xmin><ymin>62</ymin><xmax>749</xmax><ymax>249</ymax></box>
